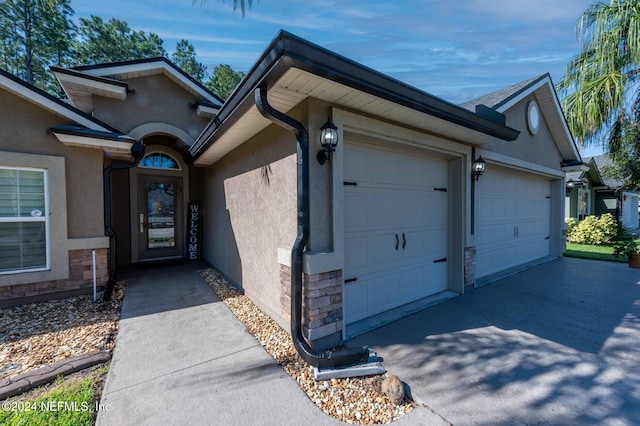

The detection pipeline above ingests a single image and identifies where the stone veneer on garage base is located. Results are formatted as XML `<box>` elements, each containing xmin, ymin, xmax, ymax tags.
<box><xmin>464</xmin><ymin>246</ymin><xmax>477</xmax><ymax>291</ymax></box>
<box><xmin>280</xmin><ymin>264</ymin><xmax>344</xmax><ymax>350</ymax></box>
<box><xmin>0</xmin><ymin>248</ymin><xmax>109</xmax><ymax>308</ymax></box>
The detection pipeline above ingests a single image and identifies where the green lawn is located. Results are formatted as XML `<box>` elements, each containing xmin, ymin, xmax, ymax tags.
<box><xmin>0</xmin><ymin>366</ymin><xmax>107</xmax><ymax>426</ymax></box>
<box><xmin>564</xmin><ymin>239</ymin><xmax>640</xmax><ymax>263</ymax></box>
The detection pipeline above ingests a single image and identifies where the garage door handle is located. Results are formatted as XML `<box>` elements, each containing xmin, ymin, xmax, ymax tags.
<box><xmin>434</xmin><ymin>257</ymin><xmax>447</xmax><ymax>263</ymax></box>
<box><xmin>345</xmin><ymin>277</ymin><xmax>358</xmax><ymax>283</ymax></box>
<box><xmin>402</xmin><ymin>233</ymin><xmax>406</xmax><ymax>249</ymax></box>
<box><xmin>395</xmin><ymin>234</ymin><xmax>399</xmax><ymax>250</ymax></box>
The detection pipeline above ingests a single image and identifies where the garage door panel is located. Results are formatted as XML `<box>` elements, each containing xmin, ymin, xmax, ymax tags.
<box><xmin>344</xmin><ymin>141</ymin><xmax>449</xmax><ymax>327</ymax></box>
<box><xmin>369</xmin><ymin>151</ymin><xmax>398</xmax><ymax>186</ymax></box>
<box><xmin>398</xmin><ymin>156</ymin><xmax>430</xmax><ymax>188</ymax></box>
<box><xmin>344</xmin><ymin>146</ymin><xmax>368</xmax><ymax>182</ymax></box>
<box><xmin>344</xmin><ymin>235</ymin><xmax>368</xmax><ymax>275</ymax></box>
<box><xmin>368</xmin><ymin>273</ymin><xmax>398</xmax><ymax>313</ymax></box>
<box><xmin>400</xmin><ymin>193</ymin><xmax>428</xmax><ymax>225</ymax></box>
<box><xmin>399</xmin><ymin>230</ymin><xmax>425</xmax><ymax>263</ymax></box>
<box><xmin>344</xmin><ymin>191</ymin><xmax>367</xmax><ymax>230</ymax></box>
<box><xmin>476</xmin><ymin>168</ymin><xmax>551</xmax><ymax>278</ymax></box>
<box><xmin>344</xmin><ymin>280</ymin><xmax>367</xmax><ymax>323</ymax></box>
<box><xmin>370</xmin><ymin>233</ymin><xmax>399</xmax><ymax>269</ymax></box>
<box><xmin>369</xmin><ymin>192</ymin><xmax>399</xmax><ymax>228</ymax></box>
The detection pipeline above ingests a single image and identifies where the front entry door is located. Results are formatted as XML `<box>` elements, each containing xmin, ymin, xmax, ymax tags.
<box><xmin>137</xmin><ymin>175</ymin><xmax>183</xmax><ymax>261</ymax></box>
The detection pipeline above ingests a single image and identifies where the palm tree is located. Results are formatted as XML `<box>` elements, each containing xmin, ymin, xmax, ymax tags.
<box><xmin>194</xmin><ymin>0</ymin><xmax>254</xmax><ymax>16</ymax></box>
<box><xmin>557</xmin><ymin>0</ymin><xmax>640</xmax><ymax>147</ymax></box>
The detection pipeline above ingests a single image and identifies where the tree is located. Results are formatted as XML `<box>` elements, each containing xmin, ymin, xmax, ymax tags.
<box><xmin>602</xmin><ymin>111</ymin><xmax>640</xmax><ymax>191</ymax></box>
<box><xmin>0</xmin><ymin>0</ymin><xmax>75</xmax><ymax>89</ymax></box>
<box><xmin>557</xmin><ymin>0</ymin><xmax>640</xmax><ymax>147</ymax></box>
<box><xmin>171</xmin><ymin>39</ymin><xmax>207</xmax><ymax>82</ymax></box>
<box><xmin>74</xmin><ymin>16</ymin><xmax>166</xmax><ymax>65</ymax></box>
<box><xmin>205</xmin><ymin>64</ymin><xmax>244</xmax><ymax>100</ymax></box>
<box><xmin>193</xmin><ymin>0</ymin><xmax>254</xmax><ymax>16</ymax></box>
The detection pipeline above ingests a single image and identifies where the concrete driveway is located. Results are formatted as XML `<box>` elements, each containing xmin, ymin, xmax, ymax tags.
<box><xmin>348</xmin><ymin>257</ymin><xmax>640</xmax><ymax>425</ymax></box>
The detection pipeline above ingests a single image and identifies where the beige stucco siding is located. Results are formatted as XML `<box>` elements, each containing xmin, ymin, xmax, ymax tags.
<box><xmin>0</xmin><ymin>90</ymin><xmax>105</xmax><ymax>238</ymax></box>
<box><xmin>201</xmin><ymin>123</ymin><xmax>297</xmax><ymax>327</ymax></box>
<box><xmin>92</xmin><ymin>74</ymin><xmax>209</xmax><ymax>144</ymax></box>
<box><xmin>482</xmin><ymin>94</ymin><xmax>563</xmax><ymax>170</ymax></box>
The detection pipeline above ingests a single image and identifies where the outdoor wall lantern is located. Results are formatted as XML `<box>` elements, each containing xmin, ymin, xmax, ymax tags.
<box><xmin>566</xmin><ymin>179</ymin><xmax>583</xmax><ymax>190</ymax></box>
<box><xmin>472</xmin><ymin>156</ymin><xmax>486</xmax><ymax>181</ymax></box>
<box><xmin>317</xmin><ymin>118</ymin><xmax>338</xmax><ymax>165</ymax></box>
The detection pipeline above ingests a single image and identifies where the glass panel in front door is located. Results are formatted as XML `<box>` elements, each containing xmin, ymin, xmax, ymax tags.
<box><xmin>146</xmin><ymin>182</ymin><xmax>175</xmax><ymax>249</ymax></box>
<box><xmin>138</xmin><ymin>175</ymin><xmax>182</xmax><ymax>261</ymax></box>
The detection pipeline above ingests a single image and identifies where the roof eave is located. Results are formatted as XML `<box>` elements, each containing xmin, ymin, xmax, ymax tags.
<box><xmin>51</xmin><ymin>67</ymin><xmax>129</xmax><ymax>102</ymax></box>
<box><xmin>190</xmin><ymin>31</ymin><xmax>519</xmax><ymax>163</ymax></box>
<box><xmin>49</xmin><ymin>126</ymin><xmax>134</xmax><ymax>159</ymax></box>
<box><xmin>73</xmin><ymin>58</ymin><xmax>224</xmax><ymax>107</ymax></box>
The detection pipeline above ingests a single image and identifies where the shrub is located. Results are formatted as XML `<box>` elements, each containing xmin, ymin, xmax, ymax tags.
<box><xmin>566</xmin><ymin>213</ymin><xmax>618</xmax><ymax>245</ymax></box>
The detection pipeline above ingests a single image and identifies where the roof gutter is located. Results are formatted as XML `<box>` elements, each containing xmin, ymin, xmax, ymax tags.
<box><xmin>255</xmin><ymin>85</ymin><xmax>369</xmax><ymax>368</ymax></box>
<box><xmin>189</xmin><ymin>30</ymin><xmax>519</xmax><ymax>163</ymax></box>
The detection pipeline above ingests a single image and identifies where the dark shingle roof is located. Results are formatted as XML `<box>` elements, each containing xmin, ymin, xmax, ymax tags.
<box><xmin>461</xmin><ymin>74</ymin><xmax>548</xmax><ymax>111</ymax></box>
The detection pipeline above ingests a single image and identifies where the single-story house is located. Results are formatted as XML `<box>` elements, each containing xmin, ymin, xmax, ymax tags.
<box><xmin>566</xmin><ymin>155</ymin><xmax>639</xmax><ymax>230</ymax></box>
<box><xmin>1</xmin><ymin>31</ymin><xmax>584</xmax><ymax>354</ymax></box>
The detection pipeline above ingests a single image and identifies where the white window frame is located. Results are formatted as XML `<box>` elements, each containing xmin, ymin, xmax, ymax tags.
<box><xmin>0</xmin><ymin>166</ymin><xmax>50</xmax><ymax>275</ymax></box>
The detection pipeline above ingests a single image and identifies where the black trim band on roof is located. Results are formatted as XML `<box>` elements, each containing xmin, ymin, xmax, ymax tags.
<box><xmin>47</xmin><ymin>125</ymin><xmax>135</xmax><ymax>142</ymax></box>
<box><xmin>190</xmin><ymin>30</ymin><xmax>520</xmax><ymax>160</ymax></box>
<box><xmin>50</xmin><ymin>66</ymin><xmax>129</xmax><ymax>89</ymax></box>
<box><xmin>72</xmin><ymin>57</ymin><xmax>225</xmax><ymax>106</ymax></box>
<box><xmin>0</xmin><ymin>67</ymin><xmax>123</xmax><ymax>134</ymax></box>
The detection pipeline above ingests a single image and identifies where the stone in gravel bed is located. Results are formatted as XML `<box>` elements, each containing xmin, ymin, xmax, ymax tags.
<box><xmin>200</xmin><ymin>268</ymin><xmax>412</xmax><ymax>424</ymax></box>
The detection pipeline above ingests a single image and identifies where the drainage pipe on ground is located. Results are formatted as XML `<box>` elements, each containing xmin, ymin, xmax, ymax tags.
<box><xmin>103</xmin><ymin>141</ymin><xmax>145</xmax><ymax>301</ymax></box>
<box><xmin>255</xmin><ymin>85</ymin><xmax>369</xmax><ymax>368</ymax></box>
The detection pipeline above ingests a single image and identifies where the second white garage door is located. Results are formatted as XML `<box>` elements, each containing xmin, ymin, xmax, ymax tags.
<box><xmin>476</xmin><ymin>167</ymin><xmax>551</xmax><ymax>278</ymax></box>
<box><xmin>343</xmin><ymin>141</ymin><xmax>449</xmax><ymax>325</ymax></box>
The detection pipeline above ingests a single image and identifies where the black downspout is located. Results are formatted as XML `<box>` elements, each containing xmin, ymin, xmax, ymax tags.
<box><xmin>255</xmin><ymin>85</ymin><xmax>369</xmax><ymax>368</ymax></box>
<box><xmin>103</xmin><ymin>142</ymin><xmax>145</xmax><ymax>301</ymax></box>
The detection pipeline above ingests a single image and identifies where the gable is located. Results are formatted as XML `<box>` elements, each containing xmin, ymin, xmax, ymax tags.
<box><xmin>482</xmin><ymin>93</ymin><xmax>564</xmax><ymax>170</ymax></box>
<box><xmin>463</xmin><ymin>74</ymin><xmax>582</xmax><ymax>171</ymax></box>
<box><xmin>90</xmin><ymin>73</ymin><xmax>211</xmax><ymax>144</ymax></box>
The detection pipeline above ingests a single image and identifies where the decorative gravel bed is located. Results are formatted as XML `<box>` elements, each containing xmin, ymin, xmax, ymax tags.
<box><xmin>0</xmin><ymin>283</ymin><xmax>124</xmax><ymax>381</ymax></box>
<box><xmin>200</xmin><ymin>268</ymin><xmax>413</xmax><ymax>424</ymax></box>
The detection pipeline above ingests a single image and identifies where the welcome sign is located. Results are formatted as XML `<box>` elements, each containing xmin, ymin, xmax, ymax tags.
<box><xmin>187</xmin><ymin>201</ymin><xmax>201</xmax><ymax>260</ymax></box>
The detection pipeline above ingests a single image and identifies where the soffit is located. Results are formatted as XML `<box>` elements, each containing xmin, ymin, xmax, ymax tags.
<box><xmin>195</xmin><ymin>68</ymin><xmax>508</xmax><ymax>166</ymax></box>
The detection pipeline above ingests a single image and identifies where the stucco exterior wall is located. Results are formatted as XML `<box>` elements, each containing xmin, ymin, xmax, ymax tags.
<box><xmin>201</xmin><ymin>115</ymin><xmax>298</xmax><ymax>328</ymax></box>
<box><xmin>92</xmin><ymin>74</ymin><xmax>209</xmax><ymax>144</ymax></box>
<box><xmin>483</xmin><ymin>94</ymin><xmax>563</xmax><ymax>170</ymax></box>
<box><xmin>0</xmin><ymin>90</ymin><xmax>105</xmax><ymax>238</ymax></box>
<box><xmin>0</xmin><ymin>90</ymin><xmax>108</xmax><ymax>292</ymax></box>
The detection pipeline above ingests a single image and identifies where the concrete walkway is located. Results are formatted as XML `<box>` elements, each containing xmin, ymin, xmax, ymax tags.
<box><xmin>96</xmin><ymin>262</ymin><xmax>341</xmax><ymax>426</ymax></box>
<box><xmin>349</xmin><ymin>257</ymin><xmax>640</xmax><ymax>425</ymax></box>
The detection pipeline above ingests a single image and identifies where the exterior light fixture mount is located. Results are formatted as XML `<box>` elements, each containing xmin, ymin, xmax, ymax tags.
<box><xmin>566</xmin><ymin>178</ymin><xmax>583</xmax><ymax>190</ymax></box>
<box><xmin>317</xmin><ymin>118</ymin><xmax>338</xmax><ymax>165</ymax></box>
<box><xmin>472</xmin><ymin>156</ymin><xmax>486</xmax><ymax>182</ymax></box>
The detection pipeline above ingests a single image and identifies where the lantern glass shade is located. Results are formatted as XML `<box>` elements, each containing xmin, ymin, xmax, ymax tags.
<box><xmin>320</xmin><ymin>120</ymin><xmax>338</xmax><ymax>151</ymax></box>
<box><xmin>473</xmin><ymin>156</ymin><xmax>485</xmax><ymax>174</ymax></box>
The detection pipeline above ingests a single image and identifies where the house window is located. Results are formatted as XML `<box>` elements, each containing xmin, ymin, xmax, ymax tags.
<box><xmin>139</xmin><ymin>152</ymin><xmax>181</xmax><ymax>170</ymax></box>
<box><xmin>0</xmin><ymin>167</ymin><xmax>49</xmax><ymax>274</ymax></box>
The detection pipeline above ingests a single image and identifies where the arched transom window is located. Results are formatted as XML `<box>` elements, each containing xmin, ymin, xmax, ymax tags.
<box><xmin>139</xmin><ymin>152</ymin><xmax>181</xmax><ymax>170</ymax></box>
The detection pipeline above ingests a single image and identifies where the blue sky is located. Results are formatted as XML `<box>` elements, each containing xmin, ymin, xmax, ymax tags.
<box><xmin>70</xmin><ymin>0</ymin><xmax>601</xmax><ymax>155</ymax></box>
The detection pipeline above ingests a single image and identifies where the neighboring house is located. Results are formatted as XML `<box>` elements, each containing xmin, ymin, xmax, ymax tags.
<box><xmin>1</xmin><ymin>31</ymin><xmax>584</xmax><ymax>349</ymax></box>
<box><xmin>566</xmin><ymin>155</ymin><xmax>639</xmax><ymax>230</ymax></box>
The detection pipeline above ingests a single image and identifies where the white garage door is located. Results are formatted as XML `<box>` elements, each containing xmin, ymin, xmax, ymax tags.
<box><xmin>622</xmin><ymin>194</ymin><xmax>639</xmax><ymax>230</ymax></box>
<box><xmin>343</xmin><ymin>142</ymin><xmax>448</xmax><ymax>325</ymax></box>
<box><xmin>476</xmin><ymin>167</ymin><xmax>551</xmax><ymax>278</ymax></box>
